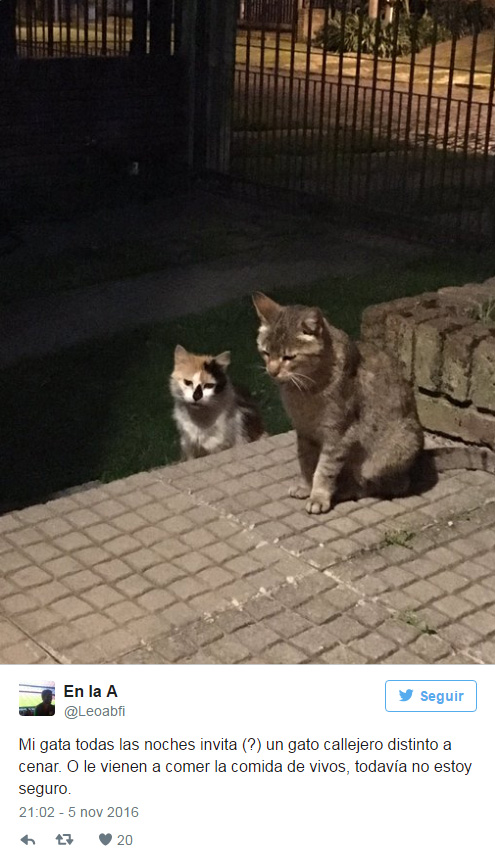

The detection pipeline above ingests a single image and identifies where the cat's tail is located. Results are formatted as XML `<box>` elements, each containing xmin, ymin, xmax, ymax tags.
<box><xmin>424</xmin><ymin>446</ymin><xmax>495</xmax><ymax>474</ymax></box>
<box><xmin>234</xmin><ymin>385</ymin><xmax>266</xmax><ymax>443</ymax></box>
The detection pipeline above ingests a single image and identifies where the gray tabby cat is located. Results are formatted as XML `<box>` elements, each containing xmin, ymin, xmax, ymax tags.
<box><xmin>253</xmin><ymin>292</ymin><xmax>495</xmax><ymax>514</ymax></box>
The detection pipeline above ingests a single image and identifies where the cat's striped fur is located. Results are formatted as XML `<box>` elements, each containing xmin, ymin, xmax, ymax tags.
<box><xmin>253</xmin><ymin>292</ymin><xmax>495</xmax><ymax>514</ymax></box>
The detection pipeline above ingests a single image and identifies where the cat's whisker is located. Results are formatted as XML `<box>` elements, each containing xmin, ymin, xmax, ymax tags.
<box><xmin>290</xmin><ymin>374</ymin><xmax>306</xmax><ymax>393</ymax></box>
<box><xmin>290</xmin><ymin>372</ymin><xmax>313</xmax><ymax>393</ymax></box>
<box><xmin>292</xmin><ymin>372</ymin><xmax>316</xmax><ymax>386</ymax></box>
<box><xmin>288</xmin><ymin>374</ymin><xmax>299</xmax><ymax>390</ymax></box>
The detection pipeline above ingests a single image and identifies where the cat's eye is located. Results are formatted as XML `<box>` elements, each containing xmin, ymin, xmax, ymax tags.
<box><xmin>261</xmin><ymin>350</ymin><xmax>269</xmax><ymax>357</ymax></box>
<box><xmin>203</xmin><ymin>383</ymin><xmax>215</xmax><ymax>389</ymax></box>
<box><xmin>184</xmin><ymin>379</ymin><xmax>193</xmax><ymax>386</ymax></box>
<box><xmin>282</xmin><ymin>354</ymin><xmax>296</xmax><ymax>361</ymax></box>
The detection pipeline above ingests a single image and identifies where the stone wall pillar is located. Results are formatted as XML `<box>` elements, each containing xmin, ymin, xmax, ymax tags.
<box><xmin>361</xmin><ymin>278</ymin><xmax>495</xmax><ymax>448</ymax></box>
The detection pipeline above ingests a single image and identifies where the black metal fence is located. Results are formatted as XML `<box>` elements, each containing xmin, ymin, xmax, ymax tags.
<box><xmin>13</xmin><ymin>0</ymin><xmax>181</xmax><ymax>57</ymax></box>
<box><xmin>239</xmin><ymin>0</ymin><xmax>296</xmax><ymax>29</ymax></box>
<box><xmin>232</xmin><ymin>0</ymin><xmax>495</xmax><ymax>245</ymax></box>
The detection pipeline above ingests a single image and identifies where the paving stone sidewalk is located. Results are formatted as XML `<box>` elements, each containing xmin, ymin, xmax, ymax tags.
<box><xmin>1</xmin><ymin>432</ymin><xmax>495</xmax><ymax>666</ymax></box>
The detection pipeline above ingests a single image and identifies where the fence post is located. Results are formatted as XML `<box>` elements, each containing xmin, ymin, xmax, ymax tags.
<box><xmin>368</xmin><ymin>0</ymin><xmax>379</xmax><ymax>19</ymax></box>
<box><xmin>131</xmin><ymin>0</ymin><xmax>148</xmax><ymax>55</ymax></box>
<box><xmin>150</xmin><ymin>0</ymin><xmax>173</xmax><ymax>55</ymax></box>
<box><xmin>179</xmin><ymin>0</ymin><xmax>237</xmax><ymax>174</ymax></box>
<box><xmin>0</xmin><ymin>0</ymin><xmax>16</xmax><ymax>57</ymax></box>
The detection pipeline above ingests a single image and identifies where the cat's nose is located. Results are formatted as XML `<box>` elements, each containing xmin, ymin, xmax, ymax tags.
<box><xmin>193</xmin><ymin>385</ymin><xmax>203</xmax><ymax>401</ymax></box>
<box><xmin>267</xmin><ymin>361</ymin><xmax>280</xmax><ymax>377</ymax></box>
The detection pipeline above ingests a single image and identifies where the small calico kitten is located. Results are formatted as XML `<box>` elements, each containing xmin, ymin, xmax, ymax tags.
<box><xmin>253</xmin><ymin>292</ymin><xmax>495</xmax><ymax>515</ymax></box>
<box><xmin>170</xmin><ymin>345</ymin><xmax>265</xmax><ymax>460</ymax></box>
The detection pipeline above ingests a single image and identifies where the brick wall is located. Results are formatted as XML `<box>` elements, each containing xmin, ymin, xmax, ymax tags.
<box><xmin>0</xmin><ymin>57</ymin><xmax>187</xmax><ymax>211</ymax></box>
<box><xmin>361</xmin><ymin>278</ymin><xmax>495</xmax><ymax>448</ymax></box>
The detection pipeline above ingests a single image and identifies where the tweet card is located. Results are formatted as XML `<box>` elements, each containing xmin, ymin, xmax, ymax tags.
<box><xmin>4</xmin><ymin>663</ymin><xmax>494</xmax><ymax>851</ymax></box>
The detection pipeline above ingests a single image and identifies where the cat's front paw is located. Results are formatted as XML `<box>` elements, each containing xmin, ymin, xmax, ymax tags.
<box><xmin>306</xmin><ymin>492</ymin><xmax>332</xmax><ymax>514</ymax></box>
<box><xmin>289</xmin><ymin>482</ymin><xmax>311</xmax><ymax>499</ymax></box>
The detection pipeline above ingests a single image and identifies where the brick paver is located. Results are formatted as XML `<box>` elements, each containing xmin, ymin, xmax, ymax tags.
<box><xmin>1</xmin><ymin>432</ymin><xmax>495</xmax><ymax>664</ymax></box>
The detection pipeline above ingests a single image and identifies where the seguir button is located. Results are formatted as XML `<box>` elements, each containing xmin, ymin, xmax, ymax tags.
<box><xmin>385</xmin><ymin>680</ymin><xmax>477</xmax><ymax>712</ymax></box>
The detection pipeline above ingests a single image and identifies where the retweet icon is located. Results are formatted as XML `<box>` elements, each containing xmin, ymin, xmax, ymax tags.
<box><xmin>399</xmin><ymin>689</ymin><xmax>413</xmax><ymax>702</ymax></box>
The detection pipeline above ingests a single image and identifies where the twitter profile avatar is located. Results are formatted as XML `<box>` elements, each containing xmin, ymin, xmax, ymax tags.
<box><xmin>399</xmin><ymin>689</ymin><xmax>413</xmax><ymax>702</ymax></box>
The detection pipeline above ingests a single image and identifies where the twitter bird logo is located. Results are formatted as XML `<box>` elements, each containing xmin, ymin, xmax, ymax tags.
<box><xmin>399</xmin><ymin>689</ymin><xmax>413</xmax><ymax>702</ymax></box>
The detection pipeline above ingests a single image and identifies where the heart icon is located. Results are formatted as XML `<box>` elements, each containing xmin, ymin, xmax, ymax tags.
<box><xmin>99</xmin><ymin>834</ymin><xmax>112</xmax><ymax>846</ymax></box>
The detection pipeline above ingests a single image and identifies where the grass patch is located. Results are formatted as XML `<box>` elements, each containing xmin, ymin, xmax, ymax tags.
<box><xmin>397</xmin><ymin>610</ymin><xmax>437</xmax><ymax>636</ymax></box>
<box><xmin>383</xmin><ymin>529</ymin><xmax>415</xmax><ymax>549</ymax></box>
<box><xmin>470</xmin><ymin>296</ymin><xmax>495</xmax><ymax>325</ymax></box>
<box><xmin>3</xmin><ymin>246</ymin><xmax>495</xmax><ymax>511</ymax></box>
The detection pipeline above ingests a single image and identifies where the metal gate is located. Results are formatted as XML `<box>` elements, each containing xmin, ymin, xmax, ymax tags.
<box><xmin>239</xmin><ymin>0</ymin><xmax>296</xmax><ymax>29</ymax></box>
<box><xmin>12</xmin><ymin>0</ymin><xmax>182</xmax><ymax>57</ymax></box>
<box><xmin>231</xmin><ymin>0</ymin><xmax>495</xmax><ymax>245</ymax></box>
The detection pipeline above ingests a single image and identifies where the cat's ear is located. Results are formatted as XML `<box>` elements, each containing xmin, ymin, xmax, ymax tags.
<box><xmin>214</xmin><ymin>351</ymin><xmax>231</xmax><ymax>368</ymax></box>
<box><xmin>252</xmin><ymin>292</ymin><xmax>282</xmax><ymax>325</ymax></box>
<box><xmin>300</xmin><ymin>308</ymin><xmax>324</xmax><ymax>337</ymax></box>
<box><xmin>174</xmin><ymin>344</ymin><xmax>189</xmax><ymax>362</ymax></box>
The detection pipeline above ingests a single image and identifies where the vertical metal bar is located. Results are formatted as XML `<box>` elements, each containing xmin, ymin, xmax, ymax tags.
<box><xmin>118</xmin><ymin>0</ymin><xmax>122</xmax><ymax>53</ymax></box>
<box><xmin>341</xmin><ymin>83</ymin><xmax>352</xmax><ymax>202</ymax></box>
<box><xmin>101</xmin><ymin>0</ymin><xmax>107</xmax><ymax>54</ymax></box>
<box><xmin>122</xmin><ymin>0</ymin><xmax>126</xmax><ymax>53</ymax></box>
<box><xmin>299</xmin><ymin>0</ymin><xmax>314</xmax><ymax>190</ymax></box>
<box><xmin>34</xmin><ymin>0</ymin><xmax>39</xmax><ymax>54</ymax></box>
<box><xmin>94</xmin><ymin>0</ymin><xmax>98</xmax><ymax>54</ymax></box>
<box><xmin>58</xmin><ymin>0</ymin><xmax>63</xmax><ymax>52</ymax></box>
<box><xmin>193</xmin><ymin>0</ymin><xmax>209</xmax><ymax>172</ymax></box>
<box><xmin>75</xmin><ymin>0</ymin><xmax>79</xmax><ymax>54</ymax></box>
<box><xmin>293</xmin><ymin>74</ymin><xmax>302</xmax><ymax>189</ymax></box>
<box><xmin>457</xmin><ymin>20</ymin><xmax>479</xmax><ymax>235</ymax></box>
<box><xmin>47</xmin><ymin>0</ymin><xmax>54</xmax><ymax>55</ymax></box>
<box><xmin>347</xmin><ymin>0</ymin><xmax>365</xmax><ymax>199</ymax></box>
<box><xmin>271</xmin><ymin>0</ymin><xmax>283</xmax><ymax>188</ymax></box>
<box><xmin>478</xmin><ymin>29</ymin><xmax>495</xmax><ymax>236</ymax></box>
<box><xmin>64</xmin><ymin>0</ymin><xmax>70</xmax><ymax>53</ymax></box>
<box><xmin>357</xmin><ymin>85</ymin><xmax>368</xmax><ymax>204</ymax></box>
<box><xmin>243</xmin><ymin>0</ymin><xmax>252</xmax><ymax>160</ymax></box>
<box><xmin>400</xmin><ymin>6</ymin><xmax>419</xmax><ymax>207</ymax></box>
<box><xmin>438</xmin><ymin>0</ymin><xmax>460</xmax><ymax>210</ymax></box>
<box><xmin>174</xmin><ymin>0</ymin><xmax>183</xmax><ymax>54</ymax></box>
<box><xmin>382</xmin><ymin>1</ymin><xmax>400</xmax><ymax>193</ymax></box>
<box><xmin>150</xmin><ymin>0</ymin><xmax>172</xmax><ymax>55</ymax></box>
<box><xmin>364</xmin><ymin>6</ymin><xmax>382</xmax><ymax>201</ymax></box>
<box><xmin>15</xmin><ymin>0</ymin><xmax>20</xmax><ymax>56</ymax></box>
<box><xmin>131</xmin><ymin>0</ymin><xmax>147</xmax><ymax>54</ymax></box>
<box><xmin>83</xmin><ymin>0</ymin><xmax>88</xmax><ymax>54</ymax></box>
<box><xmin>472</xmin><ymin>99</ymin><xmax>484</xmax><ymax>243</ymax></box>
<box><xmin>394</xmin><ymin>90</ymin><xmax>404</xmax><ymax>197</ymax></box>
<box><xmin>315</xmin><ymin>1</ymin><xmax>330</xmax><ymax>190</ymax></box>
<box><xmin>41</xmin><ymin>0</ymin><xmax>46</xmax><ymax>55</ymax></box>
<box><xmin>284</xmin><ymin>0</ymin><xmax>299</xmax><ymax>189</ymax></box>
<box><xmin>329</xmin><ymin>0</ymin><xmax>347</xmax><ymax>193</ymax></box>
<box><xmin>249</xmin><ymin>68</ymin><xmax>257</xmax><ymax>182</ymax></box>
<box><xmin>419</xmin><ymin>4</ymin><xmax>438</xmax><ymax>200</ymax></box>
<box><xmin>310</xmin><ymin>75</ymin><xmax>318</xmax><ymax>191</ymax></box>
<box><xmin>256</xmin><ymin>0</ymin><xmax>267</xmax><ymax>187</ymax></box>
<box><xmin>210</xmin><ymin>0</ymin><xmax>237</xmax><ymax>176</ymax></box>
<box><xmin>375</xmin><ymin>86</ymin><xmax>386</xmax><ymax>198</ymax></box>
<box><xmin>26</xmin><ymin>0</ymin><xmax>33</xmax><ymax>55</ymax></box>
